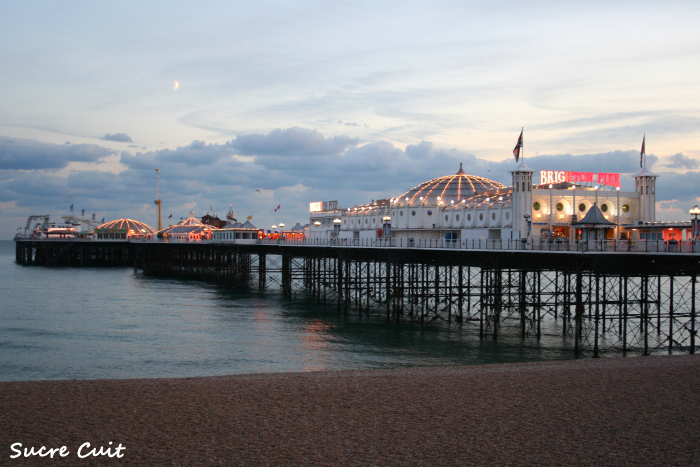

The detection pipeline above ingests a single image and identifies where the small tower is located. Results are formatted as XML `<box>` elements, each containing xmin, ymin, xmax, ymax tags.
<box><xmin>226</xmin><ymin>205</ymin><xmax>237</xmax><ymax>224</ymax></box>
<box><xmin>510</xmin><ymin>162</ymin><xmax>534</xmax><ymax>238</ymax></box>
<box><xmin>634</xmin><ymin>168</ymin><xmax>658</xmax><ymax>222</ymax></box>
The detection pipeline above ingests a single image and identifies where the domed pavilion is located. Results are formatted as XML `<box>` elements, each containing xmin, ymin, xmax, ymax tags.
<box><xmin>394</xmin><ymin>163</ymin><xmax>505</xmax><ymax>207</ymax></box>
<box><xmin>94</xmin><ymin>219</ymin><xmax>156</xmax><ymax>240</ymax></box>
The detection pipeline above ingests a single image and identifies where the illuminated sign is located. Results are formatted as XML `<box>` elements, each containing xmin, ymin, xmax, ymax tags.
<box><xmin>539</xmin><ymin>171</ymin><xmax>620</xmax><ymax>188</ymax></box>
<box><xmin>309</xmin><ymin>200</ymin><xmax>339</xmax><ymax>212</ymax></box>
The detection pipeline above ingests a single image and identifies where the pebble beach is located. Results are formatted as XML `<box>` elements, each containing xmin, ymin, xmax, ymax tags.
<box><xmin>2</xmin><ymin>354</ymin><xmax>699</xmax><ymax>466</ymax></box>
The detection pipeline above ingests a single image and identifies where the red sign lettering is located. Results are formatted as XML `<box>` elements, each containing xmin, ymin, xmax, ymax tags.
<box><xmin>539</xmin><ymin>171</ymin><xmax>620</xmax><ymax>188</ymax></box>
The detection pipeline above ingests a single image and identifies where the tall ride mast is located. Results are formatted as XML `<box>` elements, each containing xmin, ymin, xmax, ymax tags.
<box><xmin>155</xmin><ymin>168</ymin><xmax>162</xmax><ymax>231</ymax></box>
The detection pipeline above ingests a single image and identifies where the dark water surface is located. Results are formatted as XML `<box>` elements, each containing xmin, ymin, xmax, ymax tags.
<box><xmin>0</xmin><ymin>241</ymin><xmax>576</xmax><ymax>381</ymax></box>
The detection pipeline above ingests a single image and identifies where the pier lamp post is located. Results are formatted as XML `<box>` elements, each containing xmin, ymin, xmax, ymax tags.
<box><xmin>616</xmin><ymin>187</ymin><xmax>621</xmax><ymax>240</ymax></box>
<box><xmin>549</xmin><ymin>184</ymin><xmax>553</xmax><ymax>238</ymax></box>
<box><xmin>524</xmin><ymin>213</ymin><xmax>531</xmax><ymax>239</ymax></box>
<box><xmin>571</xmin><ymin>185</ymin><xmax>577</xmax><ymax>242</ymax></box>
<box><xmin>279</xmin><ymin>223</ymin><xmax>285</xmax><ymax>229</ymax></box>
<box><xmin>382</xmin><ymin>216</ymin><xmax>391</xmax><ymax>243</ymax></box>
<box><xmin>333</xmin><ymin>218</ymin><xmax>341</xmax><ymax>237</ymax></box>
<box><xmin>690</xmin><ymin>206</ymin><xmax>700</xmax><ymax>243</ymax></box>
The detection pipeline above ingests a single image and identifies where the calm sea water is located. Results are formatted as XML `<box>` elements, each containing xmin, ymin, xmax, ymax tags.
<box><xmin>0</xmin><ymin>240</ymin><xmax>576</xmax><ymax>381</ymax></box>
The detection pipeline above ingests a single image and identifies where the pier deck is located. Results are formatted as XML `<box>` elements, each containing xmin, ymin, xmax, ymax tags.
<box><xmin>15</xmin><ymin>239</ymin><xmax>700</xmax><ymax>357</ymax></box>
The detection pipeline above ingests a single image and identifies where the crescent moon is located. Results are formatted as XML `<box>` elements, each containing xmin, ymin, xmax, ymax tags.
<box><xmin>174</xmin><ymin>81</ymin><xmax>179</xmax><ymax>90</ymax></box>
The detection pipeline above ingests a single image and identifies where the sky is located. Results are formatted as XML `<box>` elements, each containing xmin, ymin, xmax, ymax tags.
<box><xmin>1</xmin><ymin>0</ymin><xmax>699</xmax><ymax>238</ymax></box>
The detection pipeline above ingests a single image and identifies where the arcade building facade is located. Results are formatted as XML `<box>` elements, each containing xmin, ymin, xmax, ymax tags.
<box><xmin>307</xmin><ymin>162</ymin><xmax>684</xmax><ymax>244</ymax></box>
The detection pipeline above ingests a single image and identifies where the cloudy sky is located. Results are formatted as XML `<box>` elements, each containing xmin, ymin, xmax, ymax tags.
<box><xmin>1</xmin><ymin>0</ymin><xmax>699</xmax><ymax>238</ymax></box>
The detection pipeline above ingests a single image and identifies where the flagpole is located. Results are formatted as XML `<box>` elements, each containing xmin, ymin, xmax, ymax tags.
<box><xmin>643</xmin><ymin>134</ymin><xmax>646</xmax><ymax>169</ymax></box>
<box><xmin>521</xmin><ymin>127</ymin><xmax>524</xmax><ymax>164</ymax></box>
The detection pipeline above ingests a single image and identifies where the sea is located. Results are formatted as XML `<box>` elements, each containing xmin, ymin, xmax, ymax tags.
<box><xmin>0</xmin><ymin>240</ymin><xmax>577</xmax><ymax>382</ymax></box>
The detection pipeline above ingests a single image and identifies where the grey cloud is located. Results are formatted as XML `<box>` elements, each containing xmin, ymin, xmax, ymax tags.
<box><xmin>662</xmin><ymin>153</ymin><xmax>699</xmax><ymax>170</ymax></box>
<box><xmin>5</xmin><ymin>172</ymin><xmax>69</xmax><ymax>198</ymax></box>
<box><xmin>405</xmin><ymin>141</ymin><xmax>435</xmax><ymax>159</ymax></box>
<box><xmin>128</xmin><ymin>144</ymin><xmax>139</xmax><ymax>148</ymax></box>
<box><xmin>656</xmin><ymin>171</ymin><xmax>700</xmax><ymax>203</ymax></box>
<box><xmin>341</xmin><ymin>142</ymin><xmax>403</xmax><ymax>172</ymax></box>
<box><xmin>230</xmin><ymin>127</ymin><xmax>360</xmax><ymax>157</ymax></box>
<box><xmin>345</xmin><ymin>122</ymin><xmax>359</xmax><ymax>127</ymax></box>
<box><xmin>67</xmin><ymin>170</ymin><xmax>120</xmax><ymax>192</ymax></box>
<box><xmin>406</xmin><ymin>141</ymin><xmax>480</xmax><ymax>167</ymax></box>
<box><xmin>101</xmin><ymin>133</ymin><xmax>133</xmax><ymax>143</ymax></box>
<box><xmin>0</xmin><ymin>137</ymin><xmax>114</xmax><ymax>170</ymax></box>
<box><xmin>120</xmin><ymin>140</ymin><xmax>238</xmax><ymax>169</ymax></box>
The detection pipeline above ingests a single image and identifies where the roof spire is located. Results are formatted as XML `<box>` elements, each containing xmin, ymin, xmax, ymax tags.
<box><xmin>456</xmin><ymin>162</ymin><xmax>465</xmax><ymax>175</ymax></box>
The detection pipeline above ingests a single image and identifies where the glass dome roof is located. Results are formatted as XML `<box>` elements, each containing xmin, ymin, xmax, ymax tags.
<box><xmin>395</xmin><ymin>164</ymin><xmax>506</xmax><ymax>206</ymax></box>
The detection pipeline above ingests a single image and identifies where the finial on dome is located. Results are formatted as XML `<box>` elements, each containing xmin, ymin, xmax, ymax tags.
<box><xmin>456</xmin><ymin>162</ymin><xmax>465</xmax><ymax>175</ymax></box>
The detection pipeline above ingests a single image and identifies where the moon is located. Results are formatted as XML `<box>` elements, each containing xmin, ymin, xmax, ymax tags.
<box><xmin>173</xmin><ymin>81</ymin><xmax>179</xmax><ymax>90</ymax></box>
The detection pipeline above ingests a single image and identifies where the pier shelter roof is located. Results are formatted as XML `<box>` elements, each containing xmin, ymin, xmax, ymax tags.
<box><xmin>94</xmin><ymin>219</ymin><xmax>156</xmax><ymax>237</ymax></box>
<box><xmin>575</xmin><ymin>204</ymin><xmax>615</xmax><ymax>227</ymax></box>
<box><xmin>158</xmin><ymin>217</ymin><xmax>213</xmax><ymax>238</ymax></box>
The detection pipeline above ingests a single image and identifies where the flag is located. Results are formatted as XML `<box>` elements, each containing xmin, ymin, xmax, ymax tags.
<box><xmin>247</xmin><ymin>215</ymin><xmax>253</xmax><ymax>220</ymax></box>
<box><xmin>640</xmin><ymin>135</ymin><xmax>645</xmax><ymax>168</ymax></box>
<box><xmin>70</xmin><ymin>204</ymin><xmax>74</xmax><ymax>212</ymax></box>
<box><xmin>513</xmin><ymin>128</ymin><xmax>523</xmax><ymax>163</ymax></box>
<box><xmin>92</xmin><ymin>213</ymin><xmax>95</xmax><ymax>220</ymax></box>
<box><xmin>168</xmin><ymin>214</ymin><xmax>173</xmax><ymax>218</ymax></box>
<box><xmin>101</xmin><ymin>217</ymin><xmax>104</xmax><ymax>223</ymax></box>
<box><xmin>81</xmin><ymin>209</ymin><xmax>85</xmax><ymax>217</ymax></box>
<box><xmin>274</xmin><ymin>205</ymin><xmax>281</xmax><ymax>212</ymax></box>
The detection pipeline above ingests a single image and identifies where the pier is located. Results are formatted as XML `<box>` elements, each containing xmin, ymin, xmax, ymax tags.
<box><xmin>15</xmin><ymin>239</ymin><xmax>700</xmax><ymax>357</ymax></box>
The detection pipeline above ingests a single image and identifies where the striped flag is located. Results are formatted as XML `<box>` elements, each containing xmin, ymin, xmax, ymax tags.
<box><xmin>513</xmin><ymin>129</ymin><xmax>523</xmax><ymax>163</ymax></box>
<box><xmin>640</xmin><ymin>135</ymin><xmax>645</xmax><ymax>168</ymax></box>
<box><xmin>247</xmin><ymin>215</ymin><xmax>253</xmax><ymax>220</ymax></box>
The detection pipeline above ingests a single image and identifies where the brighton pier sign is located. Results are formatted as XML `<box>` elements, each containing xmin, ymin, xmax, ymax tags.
<box><xmin>539</xmin><ymin>170</ymin><xmax>621</xmax><ymax>188</ymax></box>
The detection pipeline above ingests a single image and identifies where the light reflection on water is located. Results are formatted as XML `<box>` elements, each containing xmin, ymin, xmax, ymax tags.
<box><xmin>0</xmin><ymin>241</ymin><xmax>577</xmax><ymax>382</ymax></box>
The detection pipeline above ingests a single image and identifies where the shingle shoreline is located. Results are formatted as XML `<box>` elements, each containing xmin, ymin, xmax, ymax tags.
<box><xmin>2</xmin><ymin>355</ymin><xmax>699</xmax><ymax>466</ymax></box>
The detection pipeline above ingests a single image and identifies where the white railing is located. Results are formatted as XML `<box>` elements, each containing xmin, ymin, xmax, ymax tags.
<box><xmin>255</xmin><ymin>237</ymin><xmax>700</xmax><ymax>253</ymax></box>
<box><xmin>16</xmin><ymin>237</ymin><xmax>700</xmax><ymax>253</ymax></box>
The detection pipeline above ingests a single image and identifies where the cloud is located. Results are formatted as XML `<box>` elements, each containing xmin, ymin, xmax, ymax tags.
<box><xmin>101</xmin><ymin>133</ymin><xmax>133</xmax><ymax>143</ymax></box>
<box><xmin>120</xmin><ymin>140</ymin><xmax>240</xmax><ymax>169</ymax></box>
<box><xmin>229</xmin><ymin>127</ymin><xmax>360</xmax><ymax>157</ymax></box>
<box><xmin>662</xmin><ymin>153</ymin><xmax>699</xmax><ymax>170</ymax></box>
<box><xmin>655</xmin><ymin>171</ymin><xmax>700</xmax><ymax>203</ymax></box>
<box><xmin>67</xmin><ymin>170</ymin><xmax>120</xmax><ymax>193</ymax></box>
<box><xmin>0</xmin><ymin>137</ymin><xmax>114</xmax><ymax>170</ymax></box>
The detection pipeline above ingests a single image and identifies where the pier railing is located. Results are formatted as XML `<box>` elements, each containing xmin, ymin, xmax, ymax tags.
<box><xmin>257</xmin><ymin>237</ymin><xmax>700</xmax><ymax>253</ymax></box>
<box><xmin>15</xmin><ymin>237</ymin><xmax>700</xmax><ymax>253</ymax></box>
